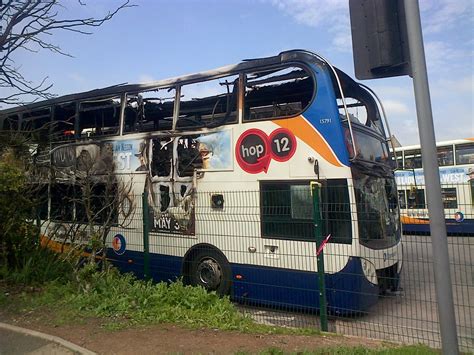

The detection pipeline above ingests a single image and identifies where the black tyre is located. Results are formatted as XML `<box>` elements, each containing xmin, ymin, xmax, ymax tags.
<box><xmin>189</xmin><ymin>249</ymin><xmax>231</xmax><ymax>296</ymax></box>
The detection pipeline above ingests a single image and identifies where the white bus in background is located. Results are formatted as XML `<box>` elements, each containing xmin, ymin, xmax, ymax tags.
<box><xmin>394</xmin><ymin>138</ymin><xmax>474</xmax><ymax>234</ymax></box>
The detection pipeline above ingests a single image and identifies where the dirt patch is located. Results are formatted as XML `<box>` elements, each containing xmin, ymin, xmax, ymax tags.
<box><xmin>0</xmin><ymin>309</ymin><xmax>383</xmax><ymax>354</ymax></box>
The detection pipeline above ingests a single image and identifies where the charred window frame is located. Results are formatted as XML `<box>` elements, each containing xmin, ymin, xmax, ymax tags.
<box><xmin>20</xmin><ymin>107</ymin><xmax>52</xmax><ymax>131</ymax></box>
<box><xmin>124</xmin><ymin>88</ymin><xmax>176</xmax><ymax>133</ymax></box>
<box><xmin>176</xmin><ymin>136</ymin><xmax>203</xmax><ymax>177</ymax></box>
<box><xmin>78</xmin><ymin>97</ymin><xmax>121</xmax><ymax>138</ymax></box>
<box><xmin>31</xmin><ymin>184</ymin><xmax>49</xmax><ymax>220</ymax></box>
<box><xmin>1</xmin><ymin>114</ymin><xmax>19</xmax><ymax>130</ymax></box>
<box><xmin>51</xmin><ymin>103</ymin><xmax>77</xmax><ymax>142</ymax></box>
<box><xmin>50</xmin><ymin>183</ymin><xmax>75</xmax><ymax>222</ymax></box>
<box><xmin>243</xmin><ymin>65</ymin><xmax>314</xmax><ymax>122</ymax></box>
<box><xmin>75</xmin><ymin>183</ymin><xmax>118</xmax><ymax>224</ymax></box>
<box><xmin>20</xmin><ymin>107</ymin><xmax>52</xmax><ymax>145</ymax></box>
<box><xmin>176</xmin><ymin>75</ymin><xmax>239</xmax><ymax>130</ymax></box>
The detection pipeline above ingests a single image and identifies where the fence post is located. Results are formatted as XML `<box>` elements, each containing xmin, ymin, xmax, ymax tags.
<box><xmin>311</xmin><ymin>182</ymin><xmax>328</xmax><ymax>331</ymax></box>
<box><xmin>142</xmin><ymin>191</ymin><xmax>151</xmax><ymax>280</ymax></box>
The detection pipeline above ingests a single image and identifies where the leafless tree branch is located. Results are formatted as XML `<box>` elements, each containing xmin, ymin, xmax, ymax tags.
<box><xmin>0</xmin><ymin>0</ymin><xmax>133</xmax><ymax>106</ymax></box>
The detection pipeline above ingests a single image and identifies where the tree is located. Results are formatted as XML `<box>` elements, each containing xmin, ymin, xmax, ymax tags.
<box><xmin>0</xmin><ymin>0</ymin><xmax>132</xmax><ymax>106</ymax></box>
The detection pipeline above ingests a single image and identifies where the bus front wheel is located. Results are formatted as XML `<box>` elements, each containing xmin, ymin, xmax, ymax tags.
<box><xmin>190</xmin><ymin>249</ymin><xmax>231</xmax><ymax>296</ymax></box>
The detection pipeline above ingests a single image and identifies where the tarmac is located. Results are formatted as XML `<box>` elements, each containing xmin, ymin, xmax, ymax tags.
<box><xmin>0</xmin><ymin>323</ymin><xmax>95</xmax><ymax>355</ymax></box>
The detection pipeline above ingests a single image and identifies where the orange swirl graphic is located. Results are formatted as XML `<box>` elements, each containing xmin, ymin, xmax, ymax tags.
<box><xmin>273</xmin><ymin>116</ymin><xmax>343</xmax><ymax>167</ymax></box>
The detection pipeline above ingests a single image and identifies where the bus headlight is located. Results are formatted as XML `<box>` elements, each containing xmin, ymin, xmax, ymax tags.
<box><xmin>361</xmin><ymin>258</ymin><xmax>378</xmax><ymax>285</ymax></box>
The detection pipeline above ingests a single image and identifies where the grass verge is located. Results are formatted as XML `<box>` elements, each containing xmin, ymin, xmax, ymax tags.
<box><xmin>0</xmin><ymin>263</ymin><xmax>439</xmax><ymax>354</ymax></box>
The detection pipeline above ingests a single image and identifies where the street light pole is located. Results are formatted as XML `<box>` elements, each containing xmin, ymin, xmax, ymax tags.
<box><xmin>403</xmin><ymin>1</ymin><xmax>459</xmax><ymax>354</ymax></box>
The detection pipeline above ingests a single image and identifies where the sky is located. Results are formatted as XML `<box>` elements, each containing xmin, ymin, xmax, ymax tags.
<box><xmin>7</xmin><ymin>0</ymin><xmax>474</xmax><ymax>146</ymax></box>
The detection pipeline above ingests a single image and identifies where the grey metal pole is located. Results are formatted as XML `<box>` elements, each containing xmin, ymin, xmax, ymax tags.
<box><xmin>403</xmin><ymin>1</ymin><xmax>459</xmax><ymax>353</ymax></box>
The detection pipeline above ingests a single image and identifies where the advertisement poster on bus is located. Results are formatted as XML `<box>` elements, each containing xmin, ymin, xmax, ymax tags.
<box><xmin>395</xmin><ymin>167</ymin><xmax>473</xmax><ymax>186</ymax></box>
<box><xmin>147</xmin><ymin>130</ymin><xmax>232</xmax><ymax>235</ymax></box>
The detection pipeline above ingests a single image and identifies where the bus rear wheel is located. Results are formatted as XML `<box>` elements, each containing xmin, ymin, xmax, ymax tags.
<box><xmin>190</xmin><ymin>250</ymin><xmax>231</xmax><ymax>296</ymax></box>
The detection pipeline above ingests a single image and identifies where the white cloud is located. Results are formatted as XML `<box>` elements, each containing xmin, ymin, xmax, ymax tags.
<box><xmin>270</xmin><ymin>0</ymin><xmax>346</xmax><ymax>27</ymax></box>
<box><xmin>424</xmin><ymin>41</ymin><xmax>468</xmax><ymax>72</ymax></box>
<box><xmin>268</xmin><ymin>0</ymin><xmax>351</xmax><ymax>52</ymax></box>
<box><xmin>431</xmin><ymin>75</ymin><xmax>474</xmax><ymax>97</ymax></box>
<box><xmin>382</xmin><ymin>100</ymin><xmax>410</xmax><ymax>115</ymax></box>
<box><xmin>420</xmin><ymin>0</ymin><xmax>473</xmax><ymax>34</ymax></box>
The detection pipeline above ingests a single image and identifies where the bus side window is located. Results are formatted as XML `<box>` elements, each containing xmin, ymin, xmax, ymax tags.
<box><xmin>260</xmin><ymin>179</ymin><xmax>351</xmax><ymax>244</ymax></box>
<box><xmin>455</xmin><ymin>143</ymin><xmax>474</xmax><ymax>165</ymax></box>
<box><xmin>407</xmin><ymin>188</ymin><xmax>425</xmax><ymax>209</ymax></box>
<box><xmin>151</xmin><ymin>137</ymin><xmax>173</xmax><ymax>177</ymax></box>
<box><xmin>21</xmin><ymin>108</ymin><xmax>51</xmax><ymax>131</ymax></box>
<box><xmin>404</xmin><ymin>149</ymin><xmax>422</xmax><ymax>169</ymax></box>
<box><xmin>2</xmin><ymin>114</ymin><xmax>19</xmax><ymax>130</ymax></box>
<box><xmin>79</xmin><ymin>97</ymin><xmax>121</xmax><ymax>137</ymax></box>
<box><xmin>321</xmin><ymin>179</ymin><xmax>352</xmax><ymax>244</ymax></box>
<box><xmin>437</xmin><ymin>145</ymin><xmax>454</xmax><ymax>166</ymax></box>
<box><xmin>441</xmin><ymin>188</ymin><xmax>457</xmax><ymax>209</ymax></box>
<box><xmin>397</xmin><ymin>190</ymin><xmax>407</xmax><ymax>209</ymax></box>
<box><xmin>177</xmin><ymin>136</ymin><xmax>202</xmax><ymax>177</ymax></box>
<box><xmin>52</xmin><ymin>103</ymin><xmax>77</xmax><ymax>142</ymax></box>
<box><xmin>50</xmin><ymin>183</ymin><xmax>75</xmax><ymax>222</ymax></box>
<box><xmin>177</xmin><ymin>76</ymin><xmax>238</xmax><ymax>129</ymax></box>
<box><xmin>125</xmin><ymin>89</ymin><xmax>175</xmax><ymax>133</ymax></box>
<box><xmin>244</xmin><ymin>66</ymin><xmax>314</xmax><ymax>121</ymax></box>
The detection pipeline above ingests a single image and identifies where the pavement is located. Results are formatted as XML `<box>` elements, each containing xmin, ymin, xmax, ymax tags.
<box><xmin>0</xmin><ymin>323</ymin><xmax>95</xmax><ymax>355</ymax></box>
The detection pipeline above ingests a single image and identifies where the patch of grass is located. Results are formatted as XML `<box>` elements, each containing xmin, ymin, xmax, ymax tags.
<box><xmin>1</xmin><ymin>267</ymin><xmax>439</xmax><ymax>355</ymax></box>
<box><xmin>1</xmin><ymin>264</ymin><xmax>317</xmax><ymax>335</ymax></box>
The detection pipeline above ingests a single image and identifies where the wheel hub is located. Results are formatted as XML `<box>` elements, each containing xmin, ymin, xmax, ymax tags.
<box><xmin>197</xmin><ymin>258</ymin><xmax>222</xmax><ymax>290</ymax></box>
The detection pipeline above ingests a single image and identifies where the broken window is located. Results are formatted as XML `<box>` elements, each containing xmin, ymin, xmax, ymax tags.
<box><xmin>177</xmin><ymin>136</ymin><xmax>202</xmax><ymax>177</ymax></box>
<box><xmin>177</xmin><ymin>75</ymin><xmax>238</xmax><ymax>129</ymax></box>
<box><xmin>50</xmin><ymin>183</ymin><xmax>75</xmax><ymax>221</ymax></box>
<box><xmin>151</xmin><ymin>137</ymin><xmax>173</xmax><ymax>177</ymax></box>
<box><xmin>124</xmin><ymin>88</ymin><xmax>175</xmax><ymax>133</ymax></box>
<box><xmin>20</xmin><ymin>108</ymin><xmax>51</xmax><ymax>132</ymax></box>
<box><xmin>1</xmin><ymin>114</ymin><xmax>19</xmax><ymax>130</ymax></box>
<box><xmin>244</xmin><ymin>66</ymin><xmax>313</xmax><ymax>121</ymax></box>
<box><xmin>79</xmin><ymin>97</ymin><xmax>121</xmax><ymax>137</ymax></box>
<box><xmin>52</xmin><ymin>103</ymin><xmax>76</xmax><ymax>142</ymax></box>
<box><xmin>338</xmin><ymin>98</ymin><xmax>368</xmax><ymax>125</ymax></box>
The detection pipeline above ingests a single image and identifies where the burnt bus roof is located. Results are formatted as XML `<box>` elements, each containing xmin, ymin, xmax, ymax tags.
<box><xmin>0</xmin><ymin>49</ymin><xmax>358</xmax><ymax>116</ymax></box>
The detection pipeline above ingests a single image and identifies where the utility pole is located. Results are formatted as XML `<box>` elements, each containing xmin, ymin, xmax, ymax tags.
<box><xmin>403</xmin><ymin>2</ymin><xmax>459</xmax><ymax>354</ymax></box>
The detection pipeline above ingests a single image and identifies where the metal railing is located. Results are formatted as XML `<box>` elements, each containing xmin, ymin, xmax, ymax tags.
<box><xmin>42</xmin><ymin>182</ymin><xmax>473</xmax><ymax>351</ymax></box>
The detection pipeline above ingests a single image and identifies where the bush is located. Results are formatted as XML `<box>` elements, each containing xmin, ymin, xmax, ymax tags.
<box><xmin>0</xmin><ymin>148</ymin><xmax>73</xmax><ymax>284</ymax></box>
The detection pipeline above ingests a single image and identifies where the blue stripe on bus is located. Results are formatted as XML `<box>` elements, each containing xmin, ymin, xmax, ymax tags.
<box><xmin>232</xmin><ymin>256</ymin><xmax>378</xmax><ymax>314</ymax></box>
<box><xmin>106</xmin><ymin>249</ymin><xmax>379</xmax><ymax>314</ymax></box>
<box><xmin>403</xmin><ymin>219</ymin><xmax>474</xmax><ymax>235</ymax></box>
<box><xmin>303</xmin><ymin>63</ymin><xmax>350</xmax><ymax>166</ymax></box>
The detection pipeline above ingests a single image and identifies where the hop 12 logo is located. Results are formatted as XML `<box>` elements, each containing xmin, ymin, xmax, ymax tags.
<box><xmin>236</xmin><ymin>128</ymin><xmax>296</xmax><ymax>173</ymax></box>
